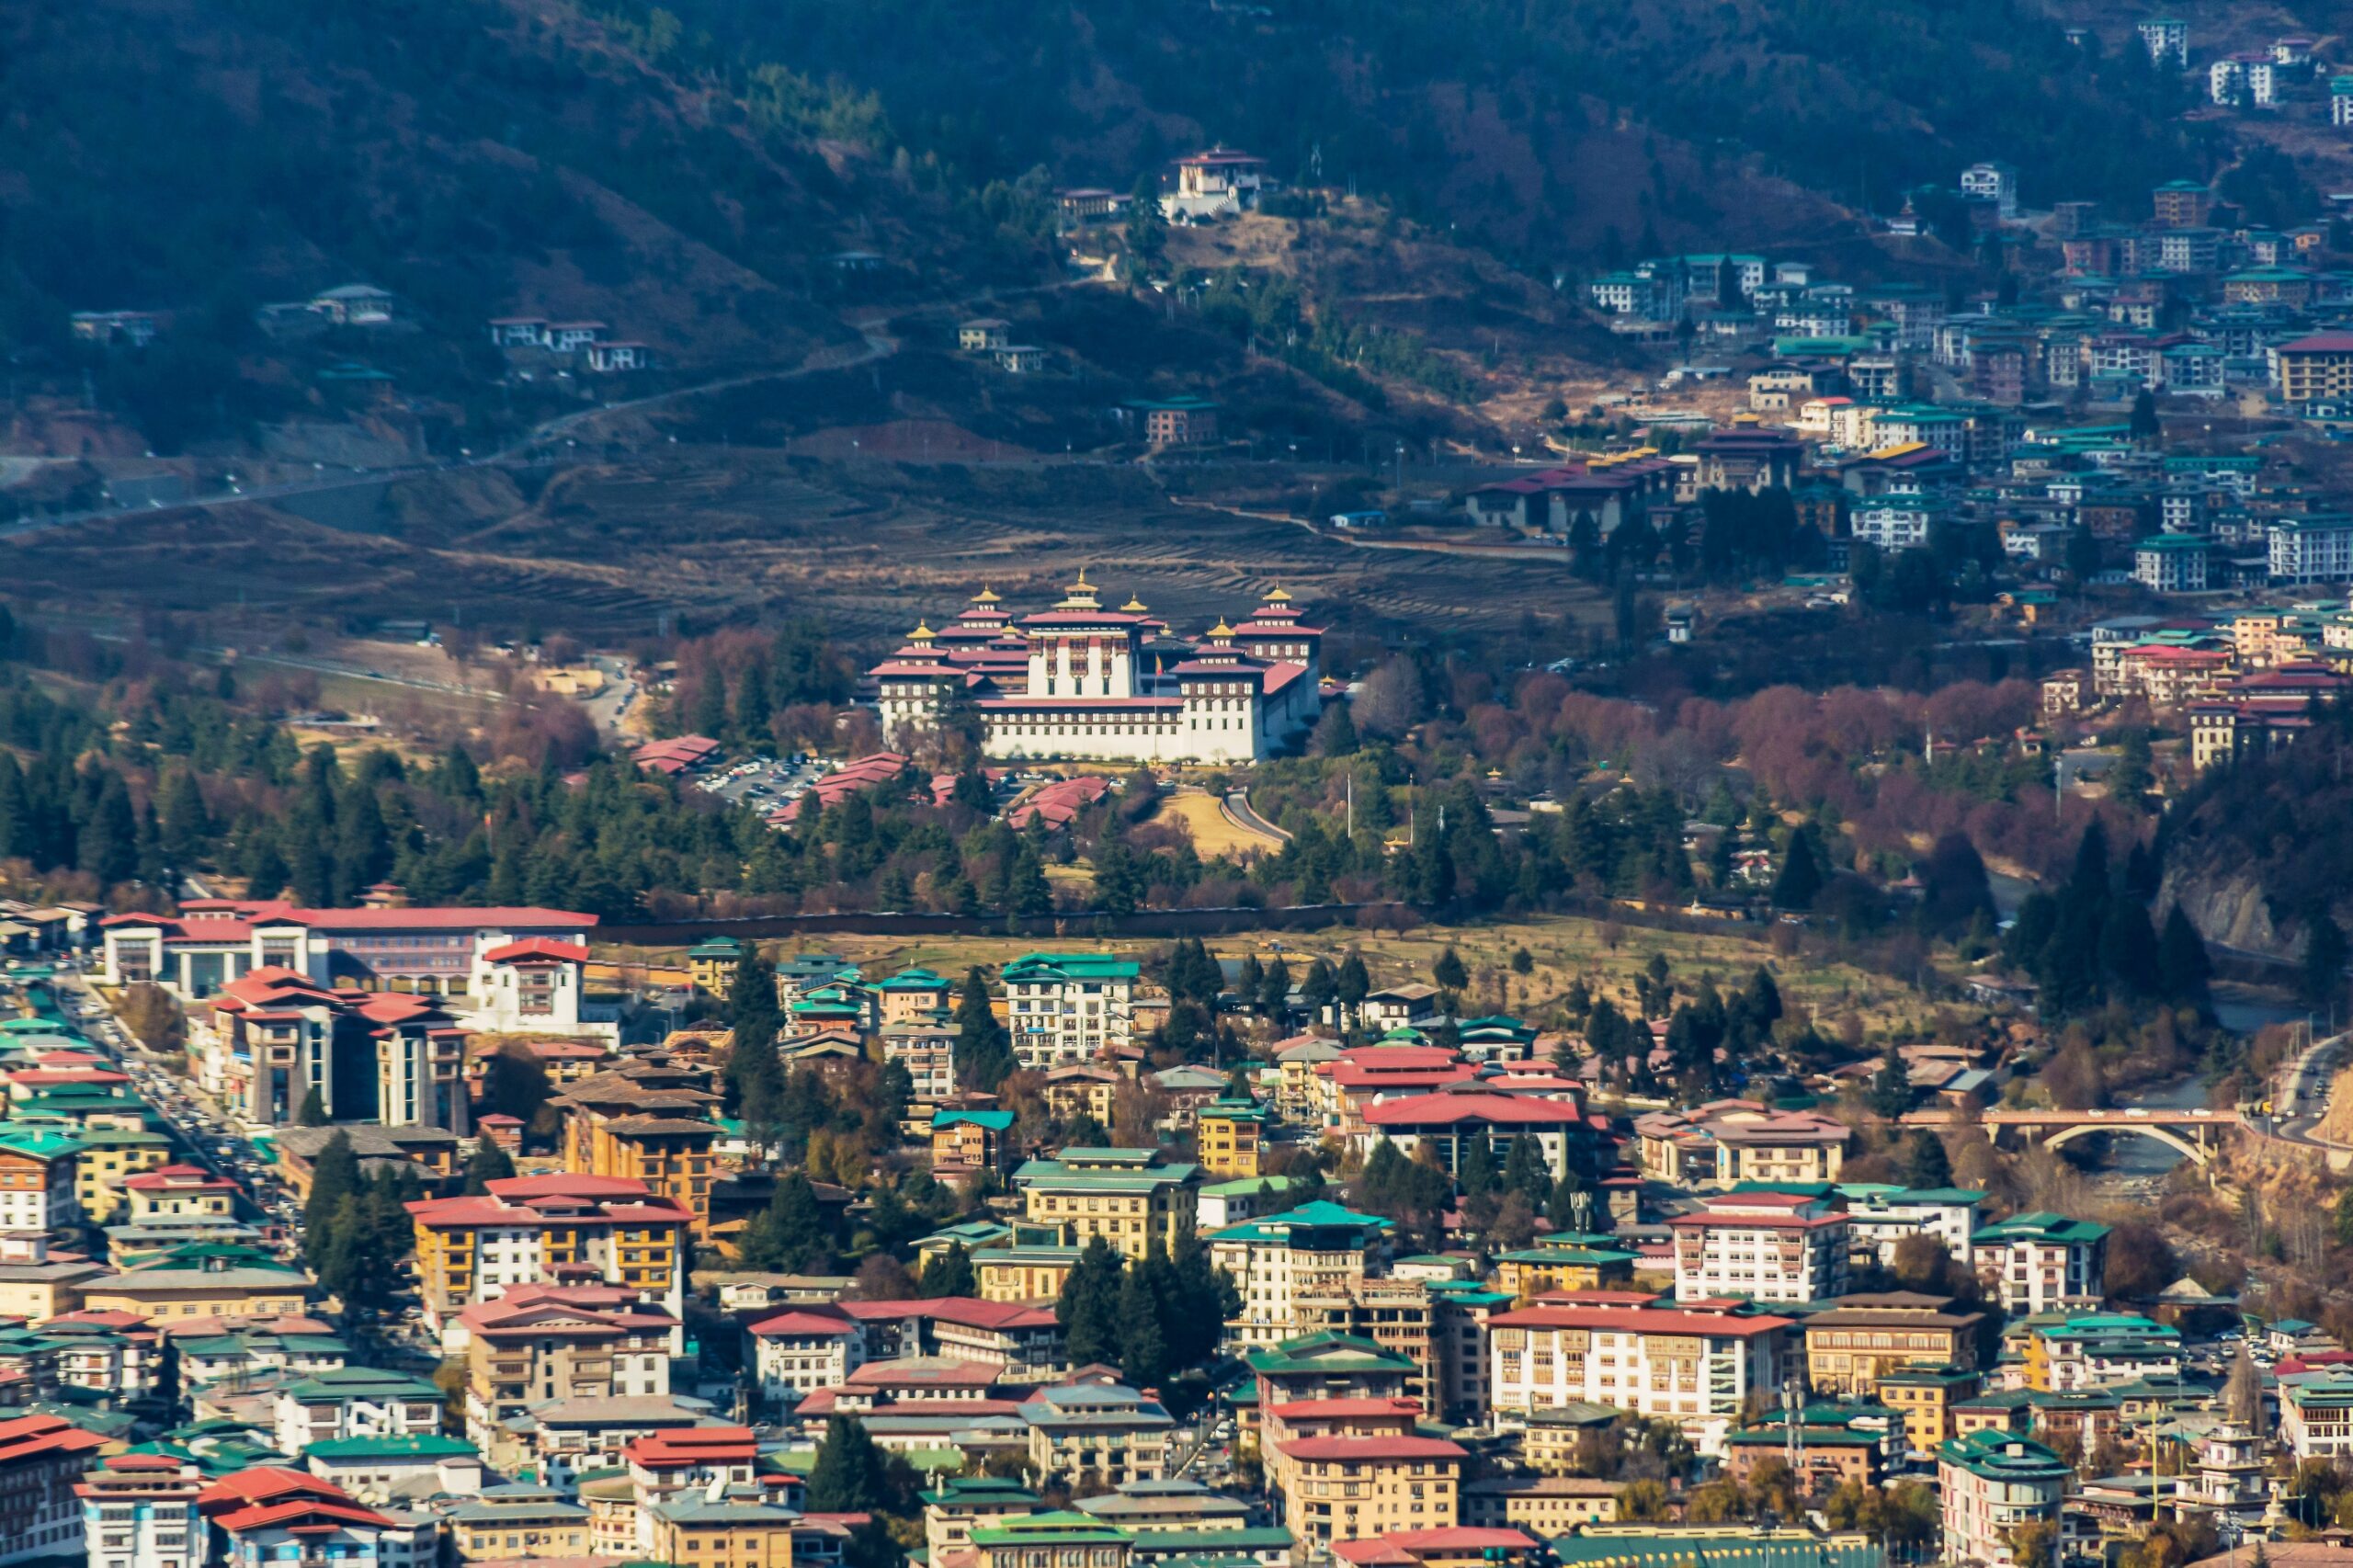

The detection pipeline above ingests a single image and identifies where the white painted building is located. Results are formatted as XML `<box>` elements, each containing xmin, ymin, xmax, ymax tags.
<box><xmin>1668</xmin><ymin>1189</ymin><xmax>1851</xmax><ymax>1304</ymax></box>
<box><xmin>749</xmin><ymin>1310</ymin><xmax>867</xmax><ymax>1409</ymax></box>
<box><xmin>1487</xmin><ymin>1299</ymin><xmax>1791</xmax><ymax>1456</ymax></box>
<box><xmin>1000</xmin><ymin>953</ymin><xmax>1138</xmax><ymax>1069</ymax></box>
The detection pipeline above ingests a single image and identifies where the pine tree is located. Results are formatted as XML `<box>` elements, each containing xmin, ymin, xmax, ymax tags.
<box><xmin>81</xmin><ymin>775</ymin><xmax>138</xmax><ymax>887</ymax></box>
<box><xmin>1771</xmin><ymin>825</ymin><xmax>1825</xmax><ymax>911</ymax></box>
<box><xmin>1458</xmin><ymin>1129</ymin><xmax>1497</xmax><ymax>1198</ymax></box>
<box><xmin>1057</xmin><ymin>1237</ymin><xmax>1125</xmax><ymax>1368</ymax></box>
<box><xmin>919</xmin><ymin>1243</ymin><xmax>977</xmax><ymax>1299</ymax></box>
<box><xmin>463</xmin><ymin>1140</ymin><xmax>517</xmax><ymax>1195</ymax></box>
<box><xmin>1501</xmin><ymin>1131</ymin><xmax>1549</xmax><ymax>1203</ymax></box>
<box><xmin>301</xmin><ymin>1130</ymin><xmax>361</xmax><ymax>1265</ymax></box>
<box><xmin>2157</xmin><ymin>905</ymin><xmax>2211</xmax><ymax>1006</ymax></box>
<box><xmin>1301</xmin><ymin>959</ymin><xmax>1338</xmax><ymax>1016</ymax></box>
<box><xmin>159</xmin><ymin>769</ymin><xmax>212</xmax><ymax>867</ymax></box>
<box><xmin>1433</xmin><ymin>946</ymin><xmax>1468</xmax><ymax>993</ymax></box>
<box><xmin>1336</xmin><ymin>952</ymin><xmax>1370</xmax><ymax>1017</ymax></box>
<box><xmin>805</xmin><ymin>1415</ymin><xmax>892</xmax><ymax>1512</ymax></box>
<box><xmin>1904</xmin><ymin>1129</ymin><xmax>1952</xmax><ymax>1190</ymax></box>
<box><xmin>955</xmin><ymin>968</ymin><xmax>1016</xmax><ymax>1093</ymax></box>
<box><xmin>1116</xmin><ymin>1258</ymin><xmax>1167</xmax><ymax>1387</ymax></box>
<box><xmin>737</xmin><ymin>1174</ymin><xmax>832</xmax><ymax>1272</ymax></box>
<box><xmin>2302</xmin><ymin>910</ymin><xmax>2347</xmax><ymax>1011</ymax></box>
<box><xmin>1006</xmin><ymin>850</ymin><xmax>1054</xmax><ymax>918</ymax></box>
<box><xmin>295</xmin><ymin>1085</ymin><xmax>329</xmax><ymax>1126</ymax></box>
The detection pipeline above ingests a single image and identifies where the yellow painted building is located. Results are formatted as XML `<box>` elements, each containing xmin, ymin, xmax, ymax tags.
<box><xmin>1277</xmin><ymin>1435</ymin><xmax>1464</xmax><ymax>1555</ymax></box>
<box><xmin>976</xmin><ymin>1249</ymin><xmax>1080</xmax><ymax>1304</ymax></box>
<box><xmin>1877</xmin><ymin>1366</ymin><xmax>1982</xmax><ymax>1453</ymax></box>
<box><xmin>1197</xmin><ymin>1100</ymin><xmax>1267</xmax><ymax>1179</ymax></box>
<box><xmin>71</xmin><ymin>1127</ymin><xmax>172</xmax><ymax>1223</ymax></box>
<box><xmin>1013</xmin><ymin>1148</ymin><xmax>1200</xmax><ymax>1261</ymax></box>
<box><xmin>641</xmin><ymin>1499</ymin><xmax>801</xmax><ymax>1568</ymax></box>
<box><xmin>1803</xmin><ymin>1295</ymin><xmax>1984</xmax><ymax>1394</ymax></box>
<box><xmin>551</xmin><ymin>1067</ymin><xmax>722</xmax><ymax>1235</ymax></box>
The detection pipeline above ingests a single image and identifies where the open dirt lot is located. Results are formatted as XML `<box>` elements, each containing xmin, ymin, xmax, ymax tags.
<box><xmin>6</xmin><ymin>449</ymin><xmax>1608</xmax><ymax>657</ymax></box>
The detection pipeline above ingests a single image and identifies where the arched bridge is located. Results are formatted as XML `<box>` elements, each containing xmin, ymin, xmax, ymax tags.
<box><xmin>1900</xmin><ymin>1106</ymin><xmax>2238</xmax><ymax>1168</ymax></box>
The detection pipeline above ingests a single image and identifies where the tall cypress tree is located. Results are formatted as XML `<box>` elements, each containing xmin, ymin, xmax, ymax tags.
<box><xmin>955</xmin><ymin>969</ymin><xmax>1015</xmax><ymax>1093</ymax></box>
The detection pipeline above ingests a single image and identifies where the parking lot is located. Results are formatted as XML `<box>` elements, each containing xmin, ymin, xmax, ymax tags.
<box><xmin>696</xmin><ymin>752</ymin><xmax>829</xmax><ymax>810</ymax></box>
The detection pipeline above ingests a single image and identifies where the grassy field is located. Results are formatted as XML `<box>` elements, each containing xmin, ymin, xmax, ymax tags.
<box><xmin>1151</xmin><ymin>791</ymin><xmax>1283</xmax><ymax>857</ymax></box>
<box><xmin>611</xmin><ymin>910</ymin><xmax>1927</xmax><ymax>1041</ymax></box>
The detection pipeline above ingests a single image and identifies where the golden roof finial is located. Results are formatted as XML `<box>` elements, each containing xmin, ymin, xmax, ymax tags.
<box><xmin>1265</xmin><ymin>585</ymin><xmax>1292</xmax><ymax>603</ymax></box>
<box><xmin>1120</xmin><ymin>596</ymin><xmax>1149</xmax><ymax>614</ymax></box>
<box><xmin>972</xmin><ymin>585</ymin><xmax>1001</xmax><ymax>605</ymax></box>
<box><xmin>1208</xmin><ymin>619</ymin><xmax>1235</xmax><ymax>639</ymax></box>
<box><xmin>910</xmin><ymin>621</ymin><xmax>936</xmax><ymax>642</ymax></box>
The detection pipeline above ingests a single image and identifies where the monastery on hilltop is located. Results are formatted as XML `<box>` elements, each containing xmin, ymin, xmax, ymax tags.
<box><xmin>870</xmin><ymin>575</ymin><xmax>1324</xmax><ymax>763</ymax></box>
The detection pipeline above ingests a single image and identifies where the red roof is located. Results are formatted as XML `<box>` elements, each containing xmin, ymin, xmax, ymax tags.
<box><xmin>1360</xmin><ymin>1093</ymin><xmax>1594</xmax><ymax>1127</ymax></box>
<box><xmin>750</xmin><ymin>1310</ymin><xmax>859</xmax><ymax>1339</ymax></box>
<box><xmin>0</xmin><ymin>1413</ymin><xmax>107</xmax><ymax>1465</ymax></box>
<box><xmin>483</xmin><ymin>937</ymin><xmax>590</xmax><ymax>965</ymax></box>
<box><xmin>835</xmin><ymin>1296</ymin><xmax>1057</xmax><ymax>1331</ymax></box>
<box><xmin>197</xmin><ymin>1467</ymin><xmax>346</xmax><ymax>1512</ymax></box>
<box><xmin>2280</xmin><ymin>334</ymin><xmax>2353</xmax><ymax>353</ymax></box>
<box><xmin>1487</xmin><ymin>1304</ymin><xmax>1793</xmax><ymax>1339</ymax></box>
<box><xmin>1278</xmin><ymin>1436</ymin><xmax>1467</xmax><ymax>1462</ymax></box>
<box><xmin>1336</xmin><ymin>1528</ymin><xmax>1540</xmax><ymax>1565</ymax></box>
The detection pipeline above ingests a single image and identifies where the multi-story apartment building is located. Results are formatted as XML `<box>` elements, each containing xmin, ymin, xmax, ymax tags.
<box><xmin>77</xmin><ymin>1451</ymin><xmax>203</xmax><ymax>1568</ymax></box>
<box><xmin>1020</xmin><ymin>1381</ymin><xmax>1175</xmax><ymax>1485</ymax></box>
<box><xmin>198</xmin><ymin>1471</ymin><xmax>405</xmax><ymax>1568</ymax></box>
<box><xmin>1428</xmin><ymin>1280</ymin><xmax>1515</xmax><ymax>1421</ymax></box>
<box><xmin>2270</xmin><ymin>516</ymin><xmax>2353</xmax><ymax>585</ymax></box>
<box><xmin>200</xmin><ymin>969</ymin><xmax>470</xmax><ymax>1133</ymax></box>
<box><xmin>1841</xmin><ymin>1187</ymin><xmax>1985</xmax><ymax>1265</ymax></box>
<box><xmin>642</xmin><ymin>1494</ymin><xmax>801</xmax><ymax>1568</ymax></box>
<box><xmin>2024</xmin><ymin>1313</ymin><xmax>2181</xmax><ymax>1392</ymax></box>
<box><xmin>2276</xmin><ymin>333</ymin><xmax>2353</xmax><ymax>404</ymax></box>
<box><xmin>0</xmin><ymin>1129</ymin><xmax>80</xmax><ymax>1240</ymax></box>
<box><xmin>1210</xmin><ymin>1200</ymin><xmax>1395</xmax><ymax>1347</ymax></box>
<box><xmin>548</xmin><ymin>1064</ymin><xmax>719</xmax><ymax>1236</ymax></box>
<box><xmin>1000</xmin><ymin>954</ymin><xmax>1139</xmax><ymax>1068</ymax></box>
<box><xmin>1274</xmin><ymin>1435</ymin><xmax>1463</xmax><ymax>1555</ymax></box>
<box><xmin>459</xmin><ymin>1285</ymin><xmax>676</xmax><ymax>1471</ymax></box>
<box><xmin>1487</xmin><ymin>1297</ymin><xmax>1792</xmax><ymax>1455</ymax></box>
<box><xmin>881</xmin><ymin>1023</ymin><xmax>959</xmax><ymax>1104</ymax></box>
<box><xmin>1802</xmin><ymin>1291</ymin><xmax>1984</xmax><ymax>1394</ymax></box>
<box><xmin>1937</xmin><ymin>1431</ymin><xmax>2070</xmax><ymax>1567</ymax></box>
<box><xmin>0</xmin><ymin>1412</ymin><xmax>108</xmax><ymax>1565</ymax></box>
<box><xmin>270</xmin><ymin>1366</ymin><xmax>445</xmax><ymax>1458</ymax></box>
<box><xmin>1197</xmin><ymin>1098</ymin><xmax>1268</xmax><ymax>1178</ymax></box>
<box><xmin>1292</xmin><ymin>1278</ymin><xmax>1438</xmax><ymax>1414</ymax></box>
<box><xmin>406</xmin><ymin>1174</ymin><xmax>693</xmax><ymax>1350</ymax></box>
<box><xmin>1669</xmin><ymin>1190</ymin><xmax>1851</xmax><ymax>1304</ymax></box>
<box><xmin>2281</xmin><ymin>1371</ymin><xmax>2353</xmax><ymax>1460</ymax></box>
<box><xmin>1971</xmin><ymin>1212</ymin><xmax>2108</xmax><ymax>1315</ymax></box>
<box><xmin>2135</xmin><ymin>534</ymin><xmax>2211</xmax><ymax>592</ymax></box>
<box><xmin>71</xmin><ymin>1126</ymin><xmax>172</xmax><ymax>1225</ymax></box>
<box><xmin>1015</xmin><ymin>1148</ymin><xmax>1200</xmax><ymax>1260</ymax></box>
<box><xmin>749</xmin><ymin>1309</ymin><xmax>867</xmax><ymax>1409</ymax></box>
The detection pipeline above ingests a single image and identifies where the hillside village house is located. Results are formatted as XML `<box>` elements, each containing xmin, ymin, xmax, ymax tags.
<box><xmin>870</xmin><ymin>579</ymin><xmax>1322</xmax><ymax>765</ymax></box>
<box><xmin>1161</xmin><ymin>149</ymin><xmax>1268</xmax><ymax>220</ymax></box>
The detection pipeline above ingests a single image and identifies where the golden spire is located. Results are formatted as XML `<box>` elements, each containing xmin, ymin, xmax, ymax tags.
<box><xmin>909</xmin><ymin>621</ymin><xmax>936</xmax><ymax>642</ymax></box>
<box><xmin>972</xmin><ymin>585</ymin><xmax>1001</xmax><ymax>605</ymax></box>
<box><xmin>1121</xmin><ymin>597</ymin><xmax>1149</xmax><ymax>613</ymax></box>
<box><xmin>1265</xmin><ymin>585</ymin><xmax>1291</xmax><ymax>603</ymax></box>
<box><xmin>1208</xmin><ymin>619</ymin><xmax>1235</xmax><ymax>639</ymax></box>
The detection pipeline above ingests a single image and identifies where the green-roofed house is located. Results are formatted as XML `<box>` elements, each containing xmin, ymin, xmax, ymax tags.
<box><xmin>304</xmin><ymin>1431</ymin><xmax>487</xmax><ymax>1503</ymax></box>
<box><xmin>1552</xmin><ymin>1524</ymin><xmax>1881</xmax><ymax>1568</ymax></box>
<box><xmin>1245</xmin><ymin>1330</ymin><xmax>1417</xmax><ymax>1417</ymax></box>
<box><xmin>1000</xmin><ymin>954</ymin><xmax>1140</xmax><ymax>1068</ymax></box>
<box><xmin>1971</xmin><ymin>1212</ymin><xmax>2109</xmax><ymax>1315</ymax></box>
<box><xmin>1722</xmin><ymin>1417</ymin><xmax>1886</xmax><ymax>1494</ymax></box>
<box><xmin>1838</xmin><ymin>1187</ymin><xmax>1987</xmax><ymax>1266</ymax></box>
<box><xmin>1195</xmin><ymin>1173</ymin><xmax>1310</xmax><ymax>1230</ymax></box>
<box><xmin>0</xmin><ymin>1126</ymin><xmax>82</xmax><ymax>1237</ymax></box>
<box><xmin>1936</xmin><ymin>1430</ymin><xmax>2069</xmax><ymax>1563</ymax></box>
<box><xmin>934</xmin><ymin>1108</ymin><xmax>1018</xmax><ymax>1175</ymax></box>
<box><xmin>687</xmin><ymin>937</ymin><xmax>745</xmax><ymax>996</ymax></box>
<box><xmin>270</xmin><ymin>1366</ymin><xmax>446</xmax><ymax>1456</ymax></box>
<box><xmin>922</xmin><ymin>1475</ymin><xmax>1040</xmax><ymax>1557</ymax></box>
<box><xmin>1015</xmin><ymin>1148</ymin><xmax>1199</xmax><ymax>1260</ymax></box>
<box><xmin>875</xmin><ymin>967</ymin><xmax>955</xmax><ymax>1026</ymax></box>
<box><xmin>1210</xmin><ymin>1203</ymin><xmax>1396</xmax><ymax>1347</ymax></box>
<box><xmin>1490</xmin><ymin>1233</ymin><xmax>1638</xmax><ymax>1302</ymax></box>
<box><xmin>177</xmin><ymin>1325</ymin><xmax>352</xmax><ymax>1388</ymax></box>
<box><xmin>970</xmin><ymin>1511</ymin><xmax>1133</xmax><ymax>1568</ymax></box>
<box><xmin>2027</xmin><ymin>1313</ymin><xmax>2181</xmax><ymax>1392</ymax></box>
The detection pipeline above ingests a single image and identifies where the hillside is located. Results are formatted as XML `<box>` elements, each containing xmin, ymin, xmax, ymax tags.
<box><xmin>2158</xmin><ymin>718</ymin><xmax>2353</xmax><ymax>963</ymax></box>
<box><xmin>627</xmin><ymin>0</ymin><xmax>2211</xmax><ymax>256</ymax></box>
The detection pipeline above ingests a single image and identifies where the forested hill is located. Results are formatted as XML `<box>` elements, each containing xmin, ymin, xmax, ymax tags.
<box><xmin>621</xmin><ymin>0</ymin><xmax>2209</xmax><ymax>257</ymax></box>
<box><xmin>2158</xmin><ymin>716</ymin><xmax>2353</xmax><ymax>965</ymax></box>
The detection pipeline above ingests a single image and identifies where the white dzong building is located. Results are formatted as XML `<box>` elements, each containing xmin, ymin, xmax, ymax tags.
<box><xmin>871</xmin><ymin>576</ymin><xmax>1323</xmax><ymax>764</ymax></box>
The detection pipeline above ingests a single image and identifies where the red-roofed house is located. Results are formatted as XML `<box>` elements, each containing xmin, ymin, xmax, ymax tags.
<box><xmin>750</xmin><ymin>1308</ymin><xmax>867</xmax><ymax>1407</ymax></box>
<box><xmin>408</xmin><ymin>1176</ymin><xmax>692</xmax><ymax>1352</ymax></box>
<box><xmin>458</xmin><ymin>1284</ymin><xmax>676</xmax><ymax>1470</ymax></box>
<box><xmin>121</xmin><ymin>1165</ymin><xmax>239</xmax><ymax>1222</ymax></box>
<box><xmin>1275</xmin><ymin>1435</ymin><xmax>1465</xmax><ymax>1554</ymax></box>
<box><xmin>78</xmin><ymin>1450</ymin><xmax>205</xmax><ymax>1568</ymax></box>
<box><xmin>1669</xmin><ymin>1189</ymin><xmax>1851</xmax><ymax>1304</ymax></box>
<box><xmin>1334</xmin><ymin>1528</ymin><xmax>1543</xmax><ymax>1568</ymax></box>
<box><xmin>1356</xmin><ymin>1090</ymin><xmax>1598</xmax><ymax>1186</ymax></box>
<box><xmin>198</xmin><ymin>1470</ymin><xmax>400</xmax><ymax>1568</ymax></box>
<box><xmin>1488</xmin><ymin>1298</ymin><xmax>1793</xmax><ymax>1453</ymax></box>
<box><xmin>0</xmin><ymin>1412</ymin><xmax>108</xmax><ymax>1563</ymax></box>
